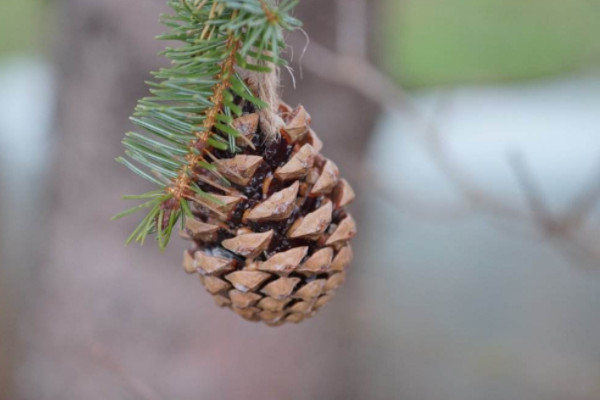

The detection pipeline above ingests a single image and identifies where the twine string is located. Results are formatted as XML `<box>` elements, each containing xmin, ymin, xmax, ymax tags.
<box><xmin>241</xmin><ymin>60</ymin><xmax>285</xmax><ymax>141</ymax></box>
<box><xmin>245</xmin><ymin>0</ymin><xmax>285</xmax><ymax>141</ymax></box>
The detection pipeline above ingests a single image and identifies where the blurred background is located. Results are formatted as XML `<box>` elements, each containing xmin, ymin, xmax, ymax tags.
<box><xmin>1</xmin><ymin>0</ymin><xmax>600</xmax><ymax>399</ymax></box>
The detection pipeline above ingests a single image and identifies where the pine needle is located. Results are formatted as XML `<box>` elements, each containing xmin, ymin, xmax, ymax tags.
<box><xmin>115</xmin><ymin>0</ymin><xmax>301</xmax><ymax>249</ymax></box>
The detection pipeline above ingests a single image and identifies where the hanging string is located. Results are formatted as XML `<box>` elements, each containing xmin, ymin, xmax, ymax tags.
<box><xmin>238</xmin><ymin>58</ymin><xmax>284</xmax><ymax>141</ymax></box>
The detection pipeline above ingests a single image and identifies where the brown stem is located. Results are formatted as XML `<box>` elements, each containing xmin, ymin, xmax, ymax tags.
<box><xmin>259</xmin><ymin>0</ymin><xmax>278</xmax><ymax>24</ymax></box>
<box><xmin>168</xmin><ymin>34</ymin><xmax>241</xmax><ymax>202</ymax></box>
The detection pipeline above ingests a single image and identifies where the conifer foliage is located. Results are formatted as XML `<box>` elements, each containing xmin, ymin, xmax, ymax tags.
<box><xmin>115</xmin><ymin>0</ymin><xmax>357</xmax><ymax>325</ymax></box>
<box><xmin>114</xmin><ymin>0</ymin><xmax>300</xmax><ymax>249</ymax></box>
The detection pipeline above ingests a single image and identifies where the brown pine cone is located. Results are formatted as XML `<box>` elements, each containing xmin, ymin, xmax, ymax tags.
<box><xmin>181</xmin><ymin>103</ymin><xmax>356</xmax><ymax>326</ymax></box>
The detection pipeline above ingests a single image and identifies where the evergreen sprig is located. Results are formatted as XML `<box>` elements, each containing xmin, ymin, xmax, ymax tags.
<box><xmin>113</xmin><ymin>0</ymin><xmax>300</xmax><ymax>249</ymax></box>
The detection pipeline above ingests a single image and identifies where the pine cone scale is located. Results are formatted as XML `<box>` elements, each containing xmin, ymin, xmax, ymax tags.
<box><xmin>183</xmin><ymin>104</ymin><xmax>356</xmax><ymax>325</ymax></box>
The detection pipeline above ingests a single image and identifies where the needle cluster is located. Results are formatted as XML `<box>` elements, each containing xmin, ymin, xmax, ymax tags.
<box><xmin>113</xmin><ymin>0</ymin><xmax>300</xmax><ymax>249</ymax></box>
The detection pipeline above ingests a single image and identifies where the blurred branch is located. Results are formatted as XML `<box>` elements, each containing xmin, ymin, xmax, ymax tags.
<box><xmin>508</xmin><ymin>153</ymin><xmax>600</xmax><ymax>268</ymax></box>
<box><xmin>559</xmin><ymin>162</ymin><xmax>600</xmax><ymax>231</ymax></box>
<box><xmin>422</xmin><ymin>99</ymin><xmax>523</xmax><ymax>220</ymax></box>
<box><xmin>297</xmin><ymin>36</ymin><xmax>600</xmax><ymax>268</ymax></box>
<box><xmin>300</xmin><ymin>40</ymin><xmax>521</xmax><ymax>218</ymax></box>
<box><xmin>507</xmin><ymin>153</ymin><xmax>557</xmax><ymax>232</ymax></box>
<box><xmin>297</xmin><ymin>40</ymin><xmax>414</xmax><ymax>113</ymax></box>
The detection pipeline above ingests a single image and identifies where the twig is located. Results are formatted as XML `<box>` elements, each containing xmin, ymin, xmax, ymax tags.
<box><xmin>559</xmin><ymin>161</ymin><xmax>600</xmax><ymax>231</ymax></box>
<box><xmin>301</xmin><ymin>43</ymin><xmax>524</xmax><ymax>220</ymax></box>
<box><xmin>508</xmin><ymin>152</ymin><xmax>600</xmax><ymax>268</ymax></box>
<box><xmin>298</xmin><ymin>40</ymin><xmax>414</xmax><ymax>113</ymax></box>
<box><xmin>422</xmin><ymin>98</ymin><xmax>524</xmax><ymax>220</ymax></box>
<box><xmin>507</xmin><ymin>152</ymin><xmax>559</xmax><ymax>234</ymax></box>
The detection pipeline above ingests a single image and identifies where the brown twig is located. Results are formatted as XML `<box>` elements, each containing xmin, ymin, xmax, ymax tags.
<box><xmin>258</xmin><ymin>0</ymin><xmax>278</xmax><ymax>24</ymax></box>
<box><xmin>422</xmin><ymin>98</ymin><xmax>524</xmax><ymax>220</ymax></box>
<box><xmin>169</xmin><ymin>34</ymin><xmax>240</xmax><ymax>202</ymax></box>
<box><xmin>300</xmin><ymin>42</ymin><xmax>523</xmax><ymax>219</ymax></box>
<box><xmin>508</xmin><ymin>152</ymin><xmax>600</xmax><ymax>268</ymax></box>
<box><xmin>297</xmin><ymin>40</ymin><xmax>414</xmax><ymax>113</ymax></box>
<box><xmin>507</xmin><ymin>152</ymin><xmax>559</xmax><ymax>234</ymax></box>
<box><xmin>559</xmin><ymin>161</ymin><xmax>600</xmax><ymax>231</ymax></box>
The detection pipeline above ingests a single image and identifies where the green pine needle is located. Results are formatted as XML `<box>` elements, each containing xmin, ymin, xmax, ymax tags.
<box><xmin>114</xmin><ymin>0</ymin><xmax>300</xmax><ymax>249</ymax></box>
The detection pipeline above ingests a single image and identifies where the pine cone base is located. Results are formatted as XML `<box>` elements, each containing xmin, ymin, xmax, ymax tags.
<box><xmin>182</xmin><ymin>104</ymin><xmax>356</xmax><ymax>325</ymax></box>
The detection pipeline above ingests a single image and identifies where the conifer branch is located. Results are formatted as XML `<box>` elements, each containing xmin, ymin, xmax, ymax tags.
<box><xmin>114</xmin><ymin>0</ymin><xmax>300</xmax><ymax>249</ymax></box>
<box><xmin>169</xmin><ymin>33</ymin><xmax>240</xmax><ymax>202</ymax></box>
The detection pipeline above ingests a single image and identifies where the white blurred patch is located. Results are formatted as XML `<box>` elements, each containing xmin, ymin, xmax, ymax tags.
<box><xmin>371</xmin><ymin>76</ymin><xmax>600</xmax><ymax>210</ymax></box>
<box><xmin>0</xmin><ymin>58</ymin><xmax>54</xmax><ymax>201</ymax></box>
<box><xmin>0</xmin><ymin>58</ymin><xmax>54</xmax><ymax>275</ymax></box>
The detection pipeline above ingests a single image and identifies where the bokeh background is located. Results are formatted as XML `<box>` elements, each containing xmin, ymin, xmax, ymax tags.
<box><xmin>1</xmin><ymin>1</ymin><xmax>600</xmax><ymax>399</ymax></box>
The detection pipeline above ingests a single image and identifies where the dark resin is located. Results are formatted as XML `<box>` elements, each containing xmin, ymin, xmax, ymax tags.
<box><xmin>191</xmin><ymin>105</ymin><xmax>331</xmax><ymax>263</ymax></box>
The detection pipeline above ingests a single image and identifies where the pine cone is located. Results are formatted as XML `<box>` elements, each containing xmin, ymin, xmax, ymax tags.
<box><xmin>181</xmin><ymin>104</ymin><xmax>356</xmax><ymax>326</ymax></box>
